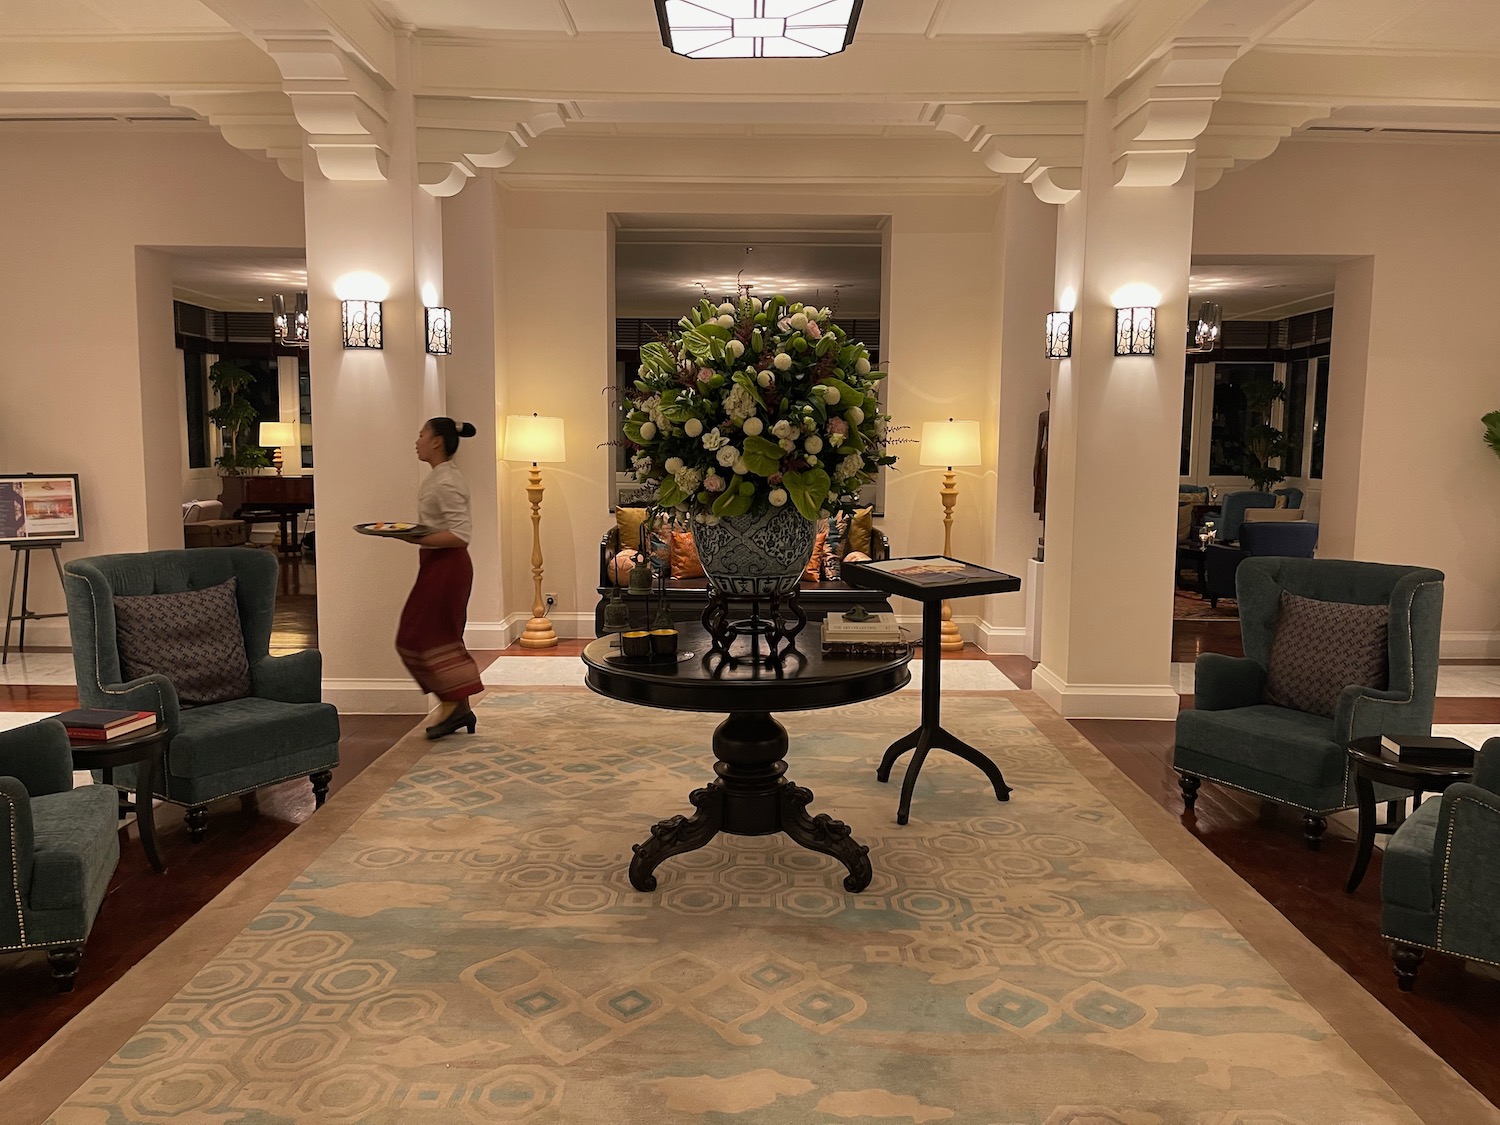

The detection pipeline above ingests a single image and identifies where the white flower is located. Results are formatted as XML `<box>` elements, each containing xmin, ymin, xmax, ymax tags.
<box><xmin>847</xmin><ymin>406</ymin><xmax>864</xmax><ymax>425</ymax></box>
<box><xmin>789</xmin><ymin>312</ymin><xmax>808</xmax><ymax>331</ymax></box>
<box><xmin>717</xmin><ymin>302</ymin><xmax>735</xmax><ymax>315</ymax></box>
<box><xmin>674</xmin><ymin>466</ymin><xmax>702</xmax><ymax>493</ymax></box>
<box><xmin>768</xmin><ymin>488</ymin><xmax>788</xmax><ymax>507</ymax></box>
<box><xmin>639</xmin><ymin>421</ymin><xmax>657</xmax><ymax>441</ymax></box>
<box><xmin>637</xmin><ymin>365</ymin><xmax>646</xmax><ymax>377</ymax></box>
<box><xmin>829</xmin><ymin>433</ymin><xmax>845</xmax><ymax>448</ymax></box>
<box><xmin>779</xmin><ymin>437</ymin><xmax>796</xmax><ymax>452</ymax></box>
<box><xmin>716</xmin><ymin>314</ymin><xmax>735</xmax><ymax>328</ymax></box>
<box><xmin>773</xmin><ymin>352</ymin><xmax>793</xmax><ymax>371</ymax></box>
<box><xmin>724</xmin><ymin>383</ymin><xmax>758</xmax><ymax>423</ymax></box>
<box><xmin>716</xmin><ymin>445</ymin><xmax>739</xmax><ymax>467</ymax></box>
<box><xmin>810</xmin><ymin>384</ymin><xmax>826</xmax><ymax>397</ymax></box>
<box><xmin>834</xmin><ymin>452</ymin><xmax>863</xmax><ymax>482</ymax></box>
<box><xmin>803</xmin><ymin>435</ymin><xmax>824</xmax><ymax>454</ymax></box>
<box><xmin>728</xmin><ymin>339</ymin><xmax>745</xmax><ymax>358</ymax></box>
<box><xmin>855</xmin><ymin>357</ymin><xmax>871</xmax><ymax>375</ymax></box>
<box><xmin>732</xmin><ymin>457</ymin><xmax>749</xmax><ymax>476</ymax></box>
<box><xmin>664</xmin><ymin>456</ymin><xmax>684</xmax><ymax>473</ymax></box>
<box><xmin>771</xmin><ymin>420</ymin><xmax>792</xmax><ymax>438</ymax></box>
<box><xmin>807</xmin><ymin>456</ymin><xmax>819</xmax><ymax>466</ymax></box>
<box><xmin>701</xmin><ymin>429</ymin><xmax>727</xmax><ymax>451</ymax></box>
<box><xmin>742</xmin><ymin>417</ymin><xmax>764</xmax><ymax>436</ymax></box>
<box><xmin>684</xmin><ymin>418</ymin><xmax>703</xmax><ymax>438</ymax></box>
<box><xmin>757</xmin><ymin>371</ymin><xmax>772</xmax><ymax>387</ymax></box>
<box><xmin>823</xmin><ymin>386</ymin><xmax>841</xmax><ymax>406</ymax></box>
<box><xmin>750</xmin><ymin>297</ymin><xmax>763</xmax><ymax>311</ymax></box>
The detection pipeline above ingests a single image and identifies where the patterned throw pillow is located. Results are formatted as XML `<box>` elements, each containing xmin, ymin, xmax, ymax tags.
<box><xmin>113</xmin><ymin>577</ymin><xmax>251</xmax><ymax>706</ymax></box>
<box><xmin>1263</xmin><ymin>590</ymin><xmax>1389</xmax><ymax>718</ymax></box>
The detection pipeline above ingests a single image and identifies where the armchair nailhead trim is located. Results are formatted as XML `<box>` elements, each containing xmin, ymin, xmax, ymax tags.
<box><xmin>1</xmin><ymin>790</ymin><xmax>26</xmax><ymax>947</ymax></box>
<box><xmin>1434</xmin><ymin>793</ymin><xmax>1500</xmax><ymax>950</ymax></box>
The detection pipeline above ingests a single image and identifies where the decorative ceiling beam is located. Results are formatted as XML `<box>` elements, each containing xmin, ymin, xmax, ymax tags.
<box><xmin>0</xmin><ymin>38</ymin><xmax>283</xmax><ymax>95</ymax></box>
<box><xmin>1111</xmin><ymin>42</ymin><xmax>1244</xmax><ymax>186</ymax></box>
<box><xmin>198</xmin><ymin>0</ymin><xmax>397</xmax><ymax>85</ymax></box>
<box><xmin>1193</xmin><ymin>99</ymin><xmax>1332</xmax><ymax>190</ymax></box>
<box><xmin>414</xmin><ymin>97</ymin><xmax>570</xmax><ymax>197</ymax></box>
<box><xmin>932</xmin><ymin>103</ymin><xmax>1085</xmax><ymax>203</ymax></box>
<box><xmin>263</xmin><ymin>37</ymin><xmax>390</xmax><ymax>181</ymax></box>
<box><xmin>168</xmin><ymin>90</ymin><xmax>305</xmax><ymax>180</ymax></box>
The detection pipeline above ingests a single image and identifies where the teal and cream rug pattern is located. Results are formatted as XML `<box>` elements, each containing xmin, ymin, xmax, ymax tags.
<box><xmin>42</xmin><ymin>690</ymin><xmax>1465</xmax><ymax>1123</ymax></box>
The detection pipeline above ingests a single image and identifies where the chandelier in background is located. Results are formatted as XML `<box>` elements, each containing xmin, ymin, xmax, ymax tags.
<box><xmin>655</xmin><ymin>0</ymin><xmax>863</xmax><ymax>59</ymax></box>
<box><xmin>272</xmin><ymin>292</ymin><xmax>310</xmax><ymax>348</ymax></box>
<box><xmin>1186</xmin><ymin>301</ymin><xmax>1222</xmax><ymax>355</ymax></box>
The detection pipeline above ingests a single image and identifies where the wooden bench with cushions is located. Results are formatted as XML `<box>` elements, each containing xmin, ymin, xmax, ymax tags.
<box><xmin>593</xmin><ymin>507</ymin><xmax>894</xmax><ymax>636</ymax></box>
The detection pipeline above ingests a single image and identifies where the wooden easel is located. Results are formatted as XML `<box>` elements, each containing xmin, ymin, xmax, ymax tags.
<box><xmin>3</xmin><ymin>541</ymin><xmax>66</xmax><ymax>665</ymax></box>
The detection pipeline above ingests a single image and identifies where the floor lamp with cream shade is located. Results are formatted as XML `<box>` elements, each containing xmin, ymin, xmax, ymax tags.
<box><xmin>919</xmin><ymin>419</ymin><xmax>981</xmax><ymax>652</ymax></box>
<box><xmin>506</xmin><ymin>413</ymin><xmax>565</xmax><ymax>650</ymax></box>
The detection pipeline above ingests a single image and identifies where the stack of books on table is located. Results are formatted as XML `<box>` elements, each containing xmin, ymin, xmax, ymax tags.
<box><xmin>1378</xmin><ymin>734</ymin><xmax>1475</xmax><ymax>768</ymax></box>
<box><xmin>821</xmin><ymin>611</ymin><xmax>909</xmax><ymax>657</ymax></box>
<box><xmin>55</xmin><ymin>708</ymin><xmax>158</xmax><ymax>742</ymax></box>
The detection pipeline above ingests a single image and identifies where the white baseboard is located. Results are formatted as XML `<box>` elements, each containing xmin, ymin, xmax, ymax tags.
<box><xmin>464</xmin><ymin>620</ymin><xmax>518</xmax><ymax>651</ymax></box>
<box><xmin>321</xmin><ymin>679</ymin><xmax>428</xmax><ymax>714</ymax></box>
<box><xmin>1032</xmin><ymin>663</ymin><xmax>1179</xmax><ymax>721</ymax></box>
<box><xmin>6</xmin><ymin>620</ymin><xmax>71</xmax><ymax>649</ymax></box>
<box><xmin>1441</xmin><ymin>632</ymin><xmax>1500</xmax><ymax>660</ymax></box>
<box><xmin>973</xmin><ymin>623</ymin><xmax>1027</xmax><ymax>656</ymax></box>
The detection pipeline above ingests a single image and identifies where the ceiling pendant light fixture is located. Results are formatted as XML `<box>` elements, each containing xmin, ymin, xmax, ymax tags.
<box><xmin>1186</xmin><ymin>300</ymin><xmax>1222</xmax><ymax>354</ymax></box>
<box><xmin>655</xmin><ymin>1</ymin><xmax>863</xmax><ymax>59</ymax></box>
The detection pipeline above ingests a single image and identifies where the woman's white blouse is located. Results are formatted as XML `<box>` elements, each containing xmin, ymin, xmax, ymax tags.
<box><xmin>417</xmin><ymin>461</ymin><xmax>471</xmax><ymax>545</ymax></box>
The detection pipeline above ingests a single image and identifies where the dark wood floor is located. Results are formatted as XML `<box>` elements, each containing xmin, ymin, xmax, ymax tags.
<box><xmin>2</xmin><ymin>558</ymin><xmax>1497</xmax><ymax>1106</ymax></box>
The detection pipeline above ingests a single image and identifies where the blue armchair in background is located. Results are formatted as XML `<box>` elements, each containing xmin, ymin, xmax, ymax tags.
<box><xmin>1175</xmin><ymin>557</ymin><xmax>1444</xmax><ymax>848</ymax></box>
<box><xmin>64</xmin><ymin>548</ymin><xmax>340</xmax><ymax>842</ymax></box>
<box><xmin>1203</xmin><ymin>521</ymin><xmax>1320</xmax><ymax>608</ymax></box>
<box><xmin>0</xmin><ymin>719</ymin><xmax>120</xmax><ymax>992</ymax></box>
<box><xmin>1202</xmin><ymin>490</ymin><xmax>1277</xmax><ymax>544</ymax></box>
<box><xmin>1382</xmin><ymin>738</ymin><xmax>1500</xmax><ymax>991</ymax></box>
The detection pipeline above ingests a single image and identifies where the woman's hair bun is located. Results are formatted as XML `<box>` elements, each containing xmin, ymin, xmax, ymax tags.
<box><xmin>458</xmin><ymin>422</ymin><xmax>477</xmax><ymax>439</ymax></box>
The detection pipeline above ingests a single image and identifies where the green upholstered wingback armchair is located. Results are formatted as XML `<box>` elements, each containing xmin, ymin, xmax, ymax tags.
<box><xmin>1382</xmin><ymin>738</ymin><xmax>1500</xmax><ymax>991</ymax></box>
<box><xmin>63</xmin><ymin>548</ymin><xmax>340</xmax><ymax>842</ymax></box>
<box><xmin>1174</xmin><ymin>557</ymin><xmax>1444</xmax><ymax>847</ymax></box>
<box><xmin>0</xmin><ymin>718</ymin><xmax>121</xmax><ymax>992</ymax></box>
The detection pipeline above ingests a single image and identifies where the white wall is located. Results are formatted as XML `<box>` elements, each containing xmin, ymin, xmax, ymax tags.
<box><xmin>485</xmin><ymin>186</ymin><xmax>1016</xmax><ymax>638</ymax></box>
<box><xmin>0</xmin><ymin>129</ymin><xmax>305</xmax><ymax>627</ymax></box>
<box><xmin>1195</xmin><ymin>139</ymin><xmax>1500</xmax><ymax>655</ymax></box>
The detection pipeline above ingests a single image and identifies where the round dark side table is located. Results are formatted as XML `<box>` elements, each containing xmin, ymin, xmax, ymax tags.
<box><xmin>582</xmin><ymin>627</ymin><xmax>911</xmax><ymax>893</ymax></box>
<box><xmin>1344</xmin><ymin>735</ymin><xmax>1473</xmax><ymax>893</ymax></box>
<box><xmin>68</xmin><ymin>723</ymin><xmax>169</xmax><ymax>874</ymax></box>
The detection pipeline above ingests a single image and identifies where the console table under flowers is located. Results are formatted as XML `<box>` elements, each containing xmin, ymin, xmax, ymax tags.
<box><xmin>622</xmin><ymin>295</ymin><xmax>895</xmax><ymax>599</ymax></box>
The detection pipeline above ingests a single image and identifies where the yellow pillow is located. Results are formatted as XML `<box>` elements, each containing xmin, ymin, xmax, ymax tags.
<box><xmin>1274</xmin><ymin>494</ymin><xmax>1288</xmax><ymax>509</ymax></box>
<box><xmin>616</xmin><ymin>507</ymin><xmax>650</xmax><ymax>552</ymax></box>
<box><xmin>844</xmin><ymin>506</ymin><xmax>874</xmax><ymax>555</ymax></box>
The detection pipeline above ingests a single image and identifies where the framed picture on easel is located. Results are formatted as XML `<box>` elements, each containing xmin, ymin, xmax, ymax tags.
<box><xmin>0</xmin><ymin>474</ymin><xmax>83</xmax><ymax>546</ymax></box>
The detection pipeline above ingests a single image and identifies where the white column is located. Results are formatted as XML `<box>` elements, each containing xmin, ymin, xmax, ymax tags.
<box><xmin>303</xmin><ymin>39</ymin><xmax>444</xmax><ymax>713</ymax></box>
<box><xmin>1033</xmin><ymin>54</ymin><xmax>1195</xmax><ymax>720</ymax></box>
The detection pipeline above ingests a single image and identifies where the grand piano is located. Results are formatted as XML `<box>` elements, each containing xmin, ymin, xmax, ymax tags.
<box><xmin>218</xmin><ymin>475</ymin><xmax>313</xmax><ymax>553</ymax></box>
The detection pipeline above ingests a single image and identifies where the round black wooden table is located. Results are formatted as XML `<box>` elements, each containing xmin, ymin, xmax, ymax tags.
<box><xmin>1344</xmin><ymin>736</ymin><xmax>1473</xmax><ymax>893</ymax></box>
<box><xmin>68</xmin><ymin>723</ymin><xmax>169</xmax><ymax>874</ymax></box>
<box><xmin>582</xmin><ymin>627</ymin><xmax>911</xmax><ymax>893</ymax></box>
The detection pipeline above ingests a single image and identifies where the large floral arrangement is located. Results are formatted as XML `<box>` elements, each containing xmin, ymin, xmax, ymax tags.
<box><xmin>622</xmin><ymin>295</ymin><xmax>894</xmax><ymax>521</ymax></box>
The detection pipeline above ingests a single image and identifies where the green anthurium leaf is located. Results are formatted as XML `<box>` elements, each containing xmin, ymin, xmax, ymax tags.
<box><xmin>815</xmin><ymin>333</ymin><xmax>836</xmax><ymax>357</ymax></box>
<box><xmin>640</xmin><ymin>341</ymin><xmax>677</xmax><ymax>378</ymax></box>
<box><xmin>622</xmin><ymin>418</ymin><xmax>646</xmax><ymax>444</ymax></box>
<box><xmin>711</xmin><ymin>482</ymin><xmax>755</xmax><ymax>518</ymax></box>
<box><xmin>695</xmin><ymin>321</ymin><xmax>730</xmax><ymax>340</ymax></box>
<box><xmin>742</xmin><ymin>435</ymin><xmax>784</xmax><ymax>476</ymax></box>
<box><xmin>784</xmin><ymin>467</ymin><xmax>831</xmax><ymax>521</ymax></box>
<box><xmin>655</xmin><ymin>478</ymin><xmax>685</xmax><ymax>508</ymax></box>
<box><xmin>839</xmin><ymin>427</ymin><xmax>866</xmax><ymax>454</ymax></box>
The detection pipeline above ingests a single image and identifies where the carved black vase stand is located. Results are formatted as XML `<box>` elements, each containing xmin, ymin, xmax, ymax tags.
<box><xmin>629</xmin><ymin>709</ymin><xmax>872</xmax><ymax>893</ymax></box>
<box><xmin>701</xmin><ymin>588</ymin><xmax>806</xmax><ymax>667</ymax></box>
<box><xmin>877</xmin><ymin>596</ymin><xmax>1012</xmax><ymax>824</ymax></box>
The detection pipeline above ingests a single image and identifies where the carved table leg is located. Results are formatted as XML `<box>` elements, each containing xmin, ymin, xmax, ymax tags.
<box><xmin>780</xmin><ymin>783</ymin><xmax>871</xmax><ymax>892</ymax></box>
<box><xmin>877</xmin><ymin>727</ymin><xmax>922</xmax><ymax>783</ymax></box>
<box><xmin>629</xmin><ymin>785</ymin><xmax>724</xmax><ymax>892</ymax></box>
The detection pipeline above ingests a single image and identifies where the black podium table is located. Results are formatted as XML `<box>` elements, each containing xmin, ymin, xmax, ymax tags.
<box><xmin>841</xmin><ymin>557</ymin><xmax>1022</xmax><ymax>824</ymax></box>
<box><xmin>582</xmin><ymin>627</ymin><xmax>910</xmax><ymax>893</ymax></box>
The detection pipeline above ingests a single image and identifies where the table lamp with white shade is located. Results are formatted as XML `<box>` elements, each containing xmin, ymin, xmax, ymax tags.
<box><xmin>919</xmin><ymin>418</ymin><xmax>981</xmax><ymax>652</ymax></box>
<box><xmin>258</xmin><ymin>421</ymin><xmax>298</xmax><ymax>475</ymax></box>
<box><xmin>505</xmin><ymin>413</ymin><xmax>566</xmax><ymax>650</ymax></box>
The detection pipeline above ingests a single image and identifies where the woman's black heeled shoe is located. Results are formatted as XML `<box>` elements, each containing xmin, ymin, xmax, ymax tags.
<box><xmin>425</xmin><ymin>707</ymin><xmax>477</xmax><ymax>740</ymax></box>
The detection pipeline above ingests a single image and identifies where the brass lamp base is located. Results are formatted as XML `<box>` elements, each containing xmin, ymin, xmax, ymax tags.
<box><xmin>940</xmin><ymin>600</ymin><xmax>964</xmax><ymax>651</ymax></box>
<box><xmin>519</xmin><ymin>616</ymin><xmax>558</xmax><ymax>649</ymax></box>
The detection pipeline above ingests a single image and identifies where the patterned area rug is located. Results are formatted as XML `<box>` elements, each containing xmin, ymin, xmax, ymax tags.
<box><xmin>1174</xmin><ymin>588</ymin><xmax>1239</xmax><ymax>620</ymax></box>
<box><xmin>24</xmin><ymin>690</ymin><xmax>1488</xmax><ymax>1124</ymax></box>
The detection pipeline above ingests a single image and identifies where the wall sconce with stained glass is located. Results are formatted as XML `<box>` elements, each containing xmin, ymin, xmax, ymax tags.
<box><xmin>425</xmin><ymin>306</ymin><xmax>452</xmax><ymax>355</ymax></box>
<box><xmin>1114</xmin><ymin>306</ymin><xmax>1156</xmax><ymax>356</ymax></box>
<box><xmin>1045</xmin><ymin>311</ymin><xmax>1072</xmax><ymax>359</ymax></box>
<box><xmin>341</xmin><ymin>299</ymin><xmax>382</xmax><ymax>349</ymax></box>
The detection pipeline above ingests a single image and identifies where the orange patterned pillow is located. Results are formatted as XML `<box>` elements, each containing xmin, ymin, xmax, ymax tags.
<box><xmin>670</xmin><ymin>531</ymin><xmax>705</xmax><ymax>579</ymax></box>
<box><xmin>803</xmin><ymin>530</ymin><xmax>829</xmax><ymax>582</ymax></box>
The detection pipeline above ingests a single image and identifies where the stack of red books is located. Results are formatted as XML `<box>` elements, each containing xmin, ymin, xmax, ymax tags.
<box><xmin>55</xmin><ymin>708</ymin><xmax>157</xmax><ymax>741</ymax></box>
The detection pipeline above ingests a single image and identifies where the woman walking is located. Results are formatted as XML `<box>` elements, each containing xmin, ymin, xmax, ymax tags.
<box><xmin>397</xmin><ymin>417</ymin><xmax>484</xmax><ymax>739</ymax></box>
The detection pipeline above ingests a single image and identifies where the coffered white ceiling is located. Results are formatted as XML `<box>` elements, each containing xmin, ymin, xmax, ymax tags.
<box><xmin>1264</xmin><ymin>0</ymin><xmax>1500</xmax><ymax>51</ymax></box>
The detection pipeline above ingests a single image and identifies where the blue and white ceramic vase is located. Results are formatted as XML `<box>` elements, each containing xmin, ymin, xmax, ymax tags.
<box><xmin>690</xmin><ymin>505</ymin><xmax>816</xmax><ymax>598</ymax></box>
